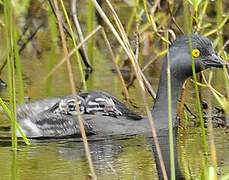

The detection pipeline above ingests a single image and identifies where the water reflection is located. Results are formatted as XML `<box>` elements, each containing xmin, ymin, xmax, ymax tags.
<box><xmin>0</xmin><ymin>133</ymin><xmax>158</xmax><ymax>179</ymax></box>
<box><xmin>0</xmin><ymin>121</ymin><xmax>228</xmax><ymax>179</ymax></box>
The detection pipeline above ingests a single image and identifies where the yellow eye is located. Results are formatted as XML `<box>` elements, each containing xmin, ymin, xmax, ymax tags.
<box><xmin>192</xmin><ymin>49</ymin><xmax>200</xmax><ymax>58</ymax></box>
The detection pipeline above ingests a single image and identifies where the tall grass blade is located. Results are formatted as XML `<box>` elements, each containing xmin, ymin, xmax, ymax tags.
<box><xmin>4</xmin><ymin>0</ymin><xmax>17</xmax><ymax>150</ymax></box>
<box><xmin>53</xmin><ymin>1</ymin><xmax>96</xmax><ymax>178</ymax></box>
<box><xmin>183</xmin><ymin>0</ymin><xmax>209</xmax><ymax>178</ymax></box>
<box><xmin>214</xmin><ymin>0</ymin><xmax>224</xmax><ymax>91</ymax></box>
<box><xmin>59</xmin><ymin>0</ymin><xmax>87</xmax><ymax>91</ymax></box>
<box><xmin>92</xmin><ymin>0</ymin><xmax>168</xmax><ymax>179</ymax></box>
<box><xmin>71</xmin><ymin>0</ymin><xmax>91</xmax><ymax>70</ymax></box>
<box><xmin>3</xmin><ymin>0</ymin><xmax>29</xmax><ymax>147</ymax></box>
<box><xmin>100</xmin><ymin>28</ymin><xmax>129</xmax><ymax>99</ymax></box>
<box><xmin>204</xmin><ymin>13</ymin><xmax>229</xmax><ymax>37</ymax></box>
<box><xmin>0</xmin><ymin>97</ymin><xmax>30</xmax><ymax>145</ymax></box>
<box><xmin>167</xmin><ymin>33</ymin><xmax>176</xmax><ymax>180</ymax></box>
<box><xmin>87</xmin><ymin>0</ymin><xmax>95</xmax><ymax>64</ymax></box>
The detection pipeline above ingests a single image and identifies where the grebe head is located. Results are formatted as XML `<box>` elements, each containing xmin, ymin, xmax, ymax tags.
<box><xmin>168</xmin><ymin>34</ymin><xmax>224</xmax><ymax>81</ymax></box>
<box><xmin>53</xmin><ymin>95</ymin><xmax>85</xmax><ymax>115</ymax></box>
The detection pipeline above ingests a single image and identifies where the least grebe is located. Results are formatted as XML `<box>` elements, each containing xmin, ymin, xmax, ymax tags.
<box><xmin>16</xmin><ymin>34</ymin><xmax>225</xmax><ymax>179</ymax></box>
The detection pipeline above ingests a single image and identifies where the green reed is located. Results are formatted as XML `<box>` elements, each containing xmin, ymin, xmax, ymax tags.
<box><xmin>142</xmin><ymin>0</ymin><xmax>169</xmax><ymax>44</ymax></box>
<box><xmin>202</xmin><ymin>0</ymin><xmax>228</xmax><ymax>179</ymax></box>
<box><xmin>197</xmin><ymin>0</ymin><xmax>209</xmax><ymax>31</ymax></box>
<box><xmin>4</xmin><ymin>0</ymin><xmax>17</xmax><ymax>150</ymax></box>
<box><xmin>142</xmin><ymin>1</ymin><xmax>176</xmax><ymax>178</ymax></box>
<box><xmin>3</xmin><ymin>1</ymin><xmax>29</xmax><ymax>148</ymax></box>
<box><xmin>59</xmin><ymin>0</ymin><xmax>87</xmax><ymax>91</ymax></box>
<box><xmin>167</xmin><ymin>35</ymin><xmax>175</xmax><ymax>180</ymax></box>
<box><xmin>204</xmin><ymin>14</ymin><xmax>229</xmax><ymax>37</ymax></box>
<box><xmin>183</xmin><ymin>0</ymin><xmax>209</xmax><ymax>177</ymax></box>
<box><xmin>214</xmin><ymin>0</ymin><xmax>224</xmax><ymax>91</ymax></box>
<box><xmin>0</xmin><ymin>97</ymin><xmax>29</xmax><ymax>145</ymax></box>
<box><xmin>87</xmin><ymin>0</ymin><xmax>95</xmax><ymax>64</ymax></box>
<box><xmin>53</xmin><ymin>1</ymin><xmax>96</xmax><ymax>178</ymax></box>
<box><xmin>216</xmin><ymin>0</ymin><xmax>223</xmax><ymax>49</ymax></box>
<box><xmin>92</xmin><ymin>0</ymin><xmax>168</xmax><ymax>178</ymax></box>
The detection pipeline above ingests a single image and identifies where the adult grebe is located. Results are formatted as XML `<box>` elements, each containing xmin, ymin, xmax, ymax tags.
<box><xmin>16</xmin><ymin>34</ymin><xmax>225</xmax><ymax>179</ymax></box>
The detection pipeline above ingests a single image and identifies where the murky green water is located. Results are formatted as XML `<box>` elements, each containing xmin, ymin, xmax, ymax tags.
<box><xmin>0</xmin><ymin>136</ymin><xmax>158</xmax><ymax>180</ymax></box>
<box><xmin>0</xmin><ymin>1</ymin><xmax>229</xmax><ymax>179</ymax></box>
<box><xmin>0</xmin><ymin>125</ymin><xmax>228</xmax><ymax>179</ymax></box>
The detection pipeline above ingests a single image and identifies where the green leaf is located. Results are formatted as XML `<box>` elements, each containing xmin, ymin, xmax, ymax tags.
<box><xmin>187</xmin><ymin>0</ymin><xmax>202</xmax><ymax>11</ymax></box>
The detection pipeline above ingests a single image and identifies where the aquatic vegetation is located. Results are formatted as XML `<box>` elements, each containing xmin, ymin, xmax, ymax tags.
<box><xmin>0</xmin><ymin>0</ymin><xmax>228</xmax><ymax>179</ymax></box>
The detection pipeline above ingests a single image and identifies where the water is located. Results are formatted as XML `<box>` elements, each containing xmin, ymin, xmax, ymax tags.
<box><xmin>0</xmin><ymin>136</ymin><xmax>158</xmax><ymax>179</ymax></box>
<box><xmin>0</xmin><ymin>125</ymin><xmax>228</xmax><ymax>179</ymax></box>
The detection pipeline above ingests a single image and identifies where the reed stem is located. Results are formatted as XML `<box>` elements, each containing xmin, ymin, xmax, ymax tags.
<box><xmin>167</xmin><ymin>33</ymin><xmax>176</xmax><ymax>180</ymax></box>
<box><xmin>4</xmin><ymin>0</ymin><xmax>17</xmax><ymax>150</ymax></box>
<box><xmin>87</xmin><ymin>0</ymin><xmax>95</xmax><ymax>64</ymax></box>
<box><xmin>91</xmin><ymin>0</ymin><xmax>168</xmax><ymax>179</ymax></box>
<box><xmin>59</xmin><ymin>0</ymin><xmax>87</xmax><ymax>91</ymax></box>
<box><xmin>183</xmin><ymin>1</ymin><xmax>209</xmax><ymax>177</ymax></box>
<box><xmin>0</xmin><ymin>97</ymin><xmax>30</xmax><ymax>145</ymax></box>
<box><xmin>53</xmin><ymin>1</ymin><xmax>96</xmax><ymax>178</ymax></box>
